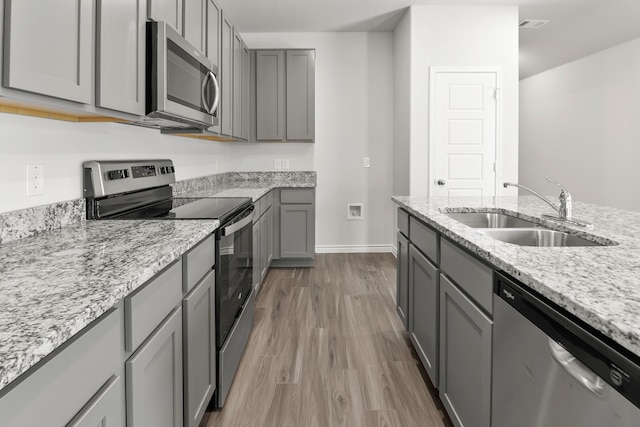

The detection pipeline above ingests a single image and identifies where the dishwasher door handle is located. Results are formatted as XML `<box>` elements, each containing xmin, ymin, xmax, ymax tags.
<box><xmin>548</xmin><ymin>338</ymin><xmax>607</xmax><ymax>397</ymax></box>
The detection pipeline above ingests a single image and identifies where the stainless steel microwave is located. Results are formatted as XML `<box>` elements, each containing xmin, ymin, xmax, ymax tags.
<box><xmin>144</xmin><ymin>21</ymin><xmax>219</xmax><ymax>129</ymax></box>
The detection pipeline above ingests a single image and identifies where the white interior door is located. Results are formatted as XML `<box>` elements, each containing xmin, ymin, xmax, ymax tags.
<box><xmin>430</xmin><ymin>69</ymin><xmax>500</xmax><ymax>197</ymax></box>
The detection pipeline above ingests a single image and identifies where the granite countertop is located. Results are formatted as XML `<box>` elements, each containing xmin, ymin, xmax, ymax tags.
<box><xmin>0</xmin><ymin>170</ymin><xmax>317</xmax><ymax>393</ymax></box>
<box><xmin>0</xmin><ymin>219</ymin><xmax>218</xmax><ymax>392</ymax></box>
<box><xmin>393</xmin><ymin>195</ymin><xmax>640</xmax><ymax>359</ymax></box>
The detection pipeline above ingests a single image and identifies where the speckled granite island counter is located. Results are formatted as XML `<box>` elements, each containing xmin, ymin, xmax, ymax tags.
<box><xmin>0</xmin><ymin>219</ymin><xmax>218</xmax><ymax>392</ymax></box>
<box><xmin>393</xmin><ymin>195</ymin><xmax>640</xmax><ymax>359</ymax></box>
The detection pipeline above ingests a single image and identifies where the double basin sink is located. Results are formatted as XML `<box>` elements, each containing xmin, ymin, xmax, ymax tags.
<box><xmin>444</xmin><ymin>212</ymin><xmax>607</xmax><ymax>247</ymax></box>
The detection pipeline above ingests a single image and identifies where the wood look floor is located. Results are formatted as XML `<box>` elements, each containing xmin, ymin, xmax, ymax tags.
<box><xmin>201</xmin><ymin>253</ymin><xmax>453</xmax><ymax>427</ymax></box>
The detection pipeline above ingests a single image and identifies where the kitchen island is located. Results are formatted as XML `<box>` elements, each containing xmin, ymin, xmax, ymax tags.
<box><xmin>393</xmin><ymin>195</ymin><xmax>640</xmax><ymax>358</ymax></box>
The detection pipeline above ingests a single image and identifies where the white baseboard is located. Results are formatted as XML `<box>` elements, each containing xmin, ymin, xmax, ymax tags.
<box><xmin>315</xmin><ymin>244</ymin><xmax>395</xmax><ymax>254</ymax></box>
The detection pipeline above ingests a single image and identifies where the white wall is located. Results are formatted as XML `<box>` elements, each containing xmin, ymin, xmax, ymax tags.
<box><xmin>240</xmin><ymin>32</ymin><xmax>395</xmax><ymax>251</ymax></box>
<box><xmin>394</xmin><ymin>6</ymin><xmax>519</xmax><ymax>197</ymax></box>
<box><xmin>520</xmin><ymin>36</ymin><xmax>640</xmax><ymax>212</ymax></box>
<box><xmin>0</xmin><ymin>115</ymin><xmax>230</xmax><ymax>213</ymax></box>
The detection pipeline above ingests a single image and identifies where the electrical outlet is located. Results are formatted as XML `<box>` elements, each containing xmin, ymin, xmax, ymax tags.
<box><xmin>347</xmin><ymin>203</ymin><xmax>364</xmax><ymax>220</ymax></box>
<box><xmin>274</xmin><ymin>158</ymin><xmax>282</xmax><ymax>170</ymax></box>
<box><xmin>282</xmin><ymin>158</ymin><xmax>290</xmax><ymax>169</ymax></box>
<box><xmin>26</xmin><ymin>164</ymin><xmax>44</xmax><ymax>196</ymax></box>
<box><xmin>363</xmin><ymin>157</ymin><xmax>370</xmax><ymax>168</ymax></box>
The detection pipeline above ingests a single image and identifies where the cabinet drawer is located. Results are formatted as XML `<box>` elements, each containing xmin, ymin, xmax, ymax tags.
<box><xmin>440</xmin><ymin>238</ymin><xmax>493</xmax><ymax>315</ymax></box>
<box><xmin>67</xmin><ymin>375</ymin><xmax>125</xmax><ymax>427</ymax></box>
<box><xmin>409</xmin><ymin>216</ymin><xmax>438</xmax><ymax>264</ymax></box>
<box><xmin>0</xmin><ymin>309</ymin><xmax>122</xmax><ymax>426</ymax></box>
<box><xmin>183</xmin><ymin>234</ymin><xmax>215</xmax><ymax>293</ymax></box>
<box><xmin>280</xmin><ymin>188</ymin><xmax>314</xmax><ymax>204</ymax></box>
<box><xmin>125</xmin><ymin>260</ymin><xmax>183</xmax><ymax>352</ymax></box>
<box><xmin>265</xmin><ymin>189</ymin><xmax>274</xmax><ymax>210</ymax></box>
<box><xmin>398</xmin><ymin>208</ymin><xmax>409</xmax><ymax>237</ymax></box>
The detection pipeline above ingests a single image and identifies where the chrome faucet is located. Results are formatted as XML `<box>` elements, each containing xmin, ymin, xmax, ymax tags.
<box><xmin>503</xmin><ymin>178</ymin><xmax>592</xmax><ymax>228</ymax></box>
<box><xmin>503</xmin><ymin>177</ymin><xmax>571</xmax><ymax>219</ymax></box>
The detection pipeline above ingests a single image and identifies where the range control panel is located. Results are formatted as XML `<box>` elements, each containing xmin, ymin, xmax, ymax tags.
<box><xmin>83</xmin><ymin>159</ymin><xmax>176</xmax><ymax>198</ymax></box>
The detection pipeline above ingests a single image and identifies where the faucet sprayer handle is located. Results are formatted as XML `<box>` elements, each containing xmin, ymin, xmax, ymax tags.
<box><xmin>545</xmin><ymin>177</ymin><xmax>571</xmax><ymax>197</ymax></box>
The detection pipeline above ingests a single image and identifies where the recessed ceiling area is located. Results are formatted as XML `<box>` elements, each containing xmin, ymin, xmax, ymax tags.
<box><xmin>217</xmin><ymin>0</ymin><xmax>640</xmax><ymax>79</ymax></box>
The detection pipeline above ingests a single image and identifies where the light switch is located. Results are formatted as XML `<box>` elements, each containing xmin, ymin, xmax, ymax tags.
<box><xmin>274</xmin><ymin>158</ymin><xmax>282</xmax><ymax>170</ymax></box>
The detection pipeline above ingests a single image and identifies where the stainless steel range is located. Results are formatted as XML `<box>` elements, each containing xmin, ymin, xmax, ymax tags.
<box><xmin>83</xmin><ymin>159</ymin><xmax>254</xmax><ymax>408</ymax></box>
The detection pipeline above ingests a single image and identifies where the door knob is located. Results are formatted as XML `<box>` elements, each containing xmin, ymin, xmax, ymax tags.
<box><xmin>437</xmin><ymin>179</ymin><xmax>446</xmax><ymax>186</ymax></box>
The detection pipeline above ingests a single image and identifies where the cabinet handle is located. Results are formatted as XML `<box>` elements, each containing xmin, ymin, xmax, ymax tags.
<box><xmin>202</xmin><ymin>71</ymin><xmax>220</xmax><ymax>115</ymax></box>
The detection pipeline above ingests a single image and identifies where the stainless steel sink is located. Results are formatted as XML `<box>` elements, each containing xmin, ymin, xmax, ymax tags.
<box><xmin>478</xmin><ymin>228</ymin><xmax>604</xmax><ymax>247</ymax></box>
<box><xmin>445</xmin><ymin>212</ymin><xmax>539</xmax><ymax>228</ymax></box>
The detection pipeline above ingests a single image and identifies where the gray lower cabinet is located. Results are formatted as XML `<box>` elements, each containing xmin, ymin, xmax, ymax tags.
<box><xmin>252</xmin><ymin>49</ymin><xmax>316</xmax><ymax>142</ymax></box>
<box><xmin>439</xmin><ymin>274</ymin><xmax>492</xmax><ymax>427</ymax></box>
<box><xmin>408</xmin><ymin>244</ymin><xmax>439</xmax><ymax>387</ymax></box>
<box><xmin>253</xmin><ymin>191</ymin><xmax>274</xmax><ymax>291</ymax></box>
<box><xmin>279</xmin><ymin>189</ymin><xmax>315</xmax><ymax>260</ymax></box>
<box><xmin>3</xmin><ymin>0</ymin><xmax>94</xmax><ymax>104</ymax></box>
<box><xmin>396</xmin><ymin>231</ymin><xmax>409</xmax><ymax>328</ymax></box>
<box><xmin>67</xmin><ymin>375</ymin><xmax>126</xmax><ymax>427</ymax></box>
<box><xmin>253</xmin><ymin>218</ymin><xmax>261</xmax><ymax>291</ymax></box>
<box><xmin>0</xmin><ymin>309</ymin><xmax>124</xmax><ymax>426</ymax></box>
<box><xmin>96</xmin><ymin>0</ymin><xmax>146</xmax><ymax>115</ymax></box>
<box><xmin>127</xmin><ymin>307</ymin><xmax>183</xmax><ymax>427</ymax></box>
<box><xmin>265</xmin><ymin>204</ymin><xmax>274</xmax><ymax>266</ymax></box>
<box><xmin>148</xmin><ymin>0</ymin><xmax>183</xmax><ymax>33</ymax></box>
<box><xmin>183</xmin><ymin>271</ymin><xmax>216</xmax><ymax>427</ymax></box>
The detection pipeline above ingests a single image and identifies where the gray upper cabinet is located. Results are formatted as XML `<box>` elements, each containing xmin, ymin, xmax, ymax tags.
<box><xmin>286</xmin><ymin>50</ymin><xmax>315</xmax><ymax>141</ymax></box>
<box><xmin>205</xmin><ymin>0</ymin><xmax>222</xmax><ymax>134</ymax></box>
<box><xmin>232</xmin><ymin>29</ymin><xmax>242</xmax><ymax>138</ymax></box>
<box><xmin>220</xmin><ymin>13</ymin><xmax>233</xmax><ymax>136</ymax></box>
<box><xmin>409</xmin><ymin>244</ymin><xmax>439</xmax><ymax>388</ymax></box>
<box><xmin>242</xmin><ymin>42</ymin><xmax>250</xmax><ymax>140</ymax></box>
<box><xmin>96</xmin><ymin>0</ymin><xmax>146</xmax><ymax>116</ymax></box>
<box><xmin>148</xmin><ymin>0</ymin><xmax>183</xmax><ymax>33</ymax></box>
<box><xmin>3</xmin><ymin>0</ymin><xmax>94</xmax><ymax>104</ymax></box>
<box><xmin>183</xmin><ymin>0</ymin><xmax>206</xmax><ymax>53</ymax></box>
<box><xmin>252</xmin><ymin>49</ymin><xmax>315</xmax><ymax>142</ymax></box>
<box><xmin>255</xmin><ymin>50</ymin><xmax>285</xmax><ymax>140</ymax></box>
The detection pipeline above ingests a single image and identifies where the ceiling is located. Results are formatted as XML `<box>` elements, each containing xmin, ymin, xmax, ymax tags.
<box><xmin>217</xmin><ymin>0</ymin><xmax>640</xmax><ymax>79</ymax></box>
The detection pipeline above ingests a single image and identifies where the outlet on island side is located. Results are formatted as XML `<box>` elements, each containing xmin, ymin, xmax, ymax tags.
<box><xmin>26</xmin><ymin>164</ymin><xmax>44</xmax><ymax>196</ymax></box>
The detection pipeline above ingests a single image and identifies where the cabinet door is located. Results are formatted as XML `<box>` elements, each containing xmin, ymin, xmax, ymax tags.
<box><xmin>127</xmin><ymin>308</ymin><xmax>183</xmax><ymax>427</ymax></box>
<box><xmin>286</xmin><ymin>50</ymin><xmax>315</xmax><ymax>141</ymax></box>
<box><xmin>148</xmin><ymin>0</ymin><xmax>183</xmax><ymax>33</ymax></box>
<box><xmin>409</xmin><ymin>244</ymin><xmax>439</xmax><ymax>387</ymax></box>
<box><xmin>266</xmin><ymin>205</ymin><xmax>274</xmax><ymax>267</ymax></box>
<box><xmin>67</xmin><ymin>376</ymin><xmax>125</xmax><ymax>427</ymax></box>
<box><xmin>220</xmin><ymin>14</ymin><xmax>234</xmax><ymax>136</ymax></box>
<box><xmin>183</xmin><ymin>0</ymin><xmax>206</xmax><ymax>53</ymax></box>
<box><xmin>439</xmin><ymin>274</ymin><xmax>492</xmax><ymax>427</ymax></box>
<box><xmin>280</xmin><ymin>204</ymin><xmax>315</xmax><ymax>258</ymax></box>
<box><xmin>206</xmin><ymin>0</ymin><xmax>221</xmax><ymax>133</ymax></box>
<box><xmin>97</xmin><ymin>0</ymin><xmax>146</xmax><ymax>115</ymax></box>
<box><xmin>242</xmin><ymin>42</ymin><xmax>250</xmax><ymax>140</ymax></box>
<box><xmin>255</xmin><ymin>50</ymin><xmax>285</xmax><ymax>140</ymax></box>
<box><xmin>252</xmin><ymin>221</ymin><xmax>260</xmax><ymax>291</ymax></box>
<box><xmin>260</xmin><ymin>211</ymin><xmax>268</xmax><ymax>281</ymax></box>
<box><xmin>396</xmin><ymin>231</ymin><xmax>409</xmax><ymax>329</ymax></box>
<box><xmin>4</xmin><ymin>0</ymin><xmax>94</xmax><ymax>104</ymax></box>
<box><xmin>232</xmin><ymin>30</ymin><xmax>243</xmax><ymax>138</ymax></box>
<box><xmin>183</xmin><ymin>272</ymin><xmax>216</xmax><ymax>427</ymax></box>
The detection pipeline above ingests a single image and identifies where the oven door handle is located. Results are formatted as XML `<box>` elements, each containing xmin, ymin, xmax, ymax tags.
<box><xmin>221</xmin><ymin>208</ymin><xmax>254</xmax><ymax>236</ymax></box>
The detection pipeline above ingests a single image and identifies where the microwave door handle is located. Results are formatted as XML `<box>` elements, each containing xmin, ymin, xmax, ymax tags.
<box><xmin>209</xmin><ymin>72</ymin><xmax>220</xmax><ymax>114</ymax></box>
<box><xmin>201</xmin><ymin>71</ymin><xmax>213</xmax><ymax>114</ymax></box>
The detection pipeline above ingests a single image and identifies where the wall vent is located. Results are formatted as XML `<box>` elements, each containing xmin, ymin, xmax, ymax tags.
<box><xmin>519</xmin><ymin>19</ymin><xmax>550</xmax><ymax>29</ymax></box>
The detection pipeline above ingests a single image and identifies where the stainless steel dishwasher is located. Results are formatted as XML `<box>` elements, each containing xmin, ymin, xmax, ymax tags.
<box><xmin>493</xmin><ymin>272</ymin><xmax>640</xmax><ymax>427</ymax></box>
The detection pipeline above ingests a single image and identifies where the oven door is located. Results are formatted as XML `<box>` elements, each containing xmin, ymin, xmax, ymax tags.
<box><xmin>147</xmin><ymin>21</ymin><xmax>219</xmax><ymax>129</ymax></box>
<box><xmin>216</xmin><ymin>206</ymin><xmax>254</xmax><ymax>347</ymax></box>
